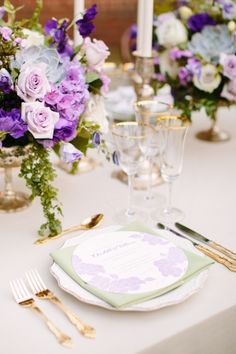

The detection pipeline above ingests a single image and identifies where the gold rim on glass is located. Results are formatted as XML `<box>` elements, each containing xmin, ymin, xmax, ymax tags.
<box><xmin>157</xmin><ymin>115</ymin><xmax>190</xmax><ymax>130</ymax></box>
<box><xmin>111</xmin><ymin>121</ymin><xmax>151</xmax><ymax>139</ymax></box>
<box><xmin>133</xmin><ymin>100</ymin><xmax>171</xmax><ymax>115</ymax></box>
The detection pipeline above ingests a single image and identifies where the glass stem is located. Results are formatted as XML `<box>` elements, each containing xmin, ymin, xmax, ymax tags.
<box><xmin>4</xmin><ymin>167</ymin><xmax>14</xmax><ymax>197</ymax></box>
<box><xmin>127</xmin><ymin>174</ymin><xmax>135</xmax><ymax>217</ymax></box>
<box><xmin>145</xmin><ymin>157</ymin><xmax>153</xmax><ymax>201</ymax></box>
<box><xmin>166</xmin><ymin>181</ymin><xmax>173</xmax><ymax>214</ymax></box>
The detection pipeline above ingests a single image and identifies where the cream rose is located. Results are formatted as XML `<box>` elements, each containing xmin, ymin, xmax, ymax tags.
<box><xmin>83</xmin><ymin>94</ymin><xmax>109</xmax><ymax>133</ymax></box>
<box><xmin>82</xmin><ymin>38</ymin><xmax>110</xmax><ymax>72</ymax></box>
<box><xmin>156</xmin><ymin>18</ymin><xmax>187</xmax><ymax>48</ymax></box>
<box><xmin>193</xmin><ymin>64</ymin><xmax>221</xmax><ymax>93</ymax></box>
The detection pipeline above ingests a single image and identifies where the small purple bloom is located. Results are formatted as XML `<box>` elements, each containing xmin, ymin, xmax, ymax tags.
<box><xmin>186</xmin><ymin>57</ymin><xmax>202</xmax><ymax>78</ymax></box>
<box><xmin>169</xmin><ymin>47</ymin><xmax>192</xmax><ymax>60</ymax></box>
<box><xmin>76</xmin><ymin>4</ymin><xmax>98</xmax><ymax>38</ymax></box>
<box><xmin>188</xmin><ymin>13</ymin><xmax>216</xmax><ymax>32</ymax></box>
<box><xmin>0</xmin><ymin>7</ymin><xmax>5</xmax><ymax>19</ymax></box>
<box><xmin>92</xmin><ymin>131</ymin><xmax>101</xmax><ymax>146</ymax></box>
<box><xmin>112</xmin><ymin>150</ymin><xmax>119</xmax><ymax>165</ymax></box>
<box><xmin>44</xmin><ymin>18</ymin><xmax>58</xmax><ymax>36</ymax></box>
<box><xmin>216</xmin><ymin>0</ymin><xmax>236</xmax><ymax>19</ymax></box>
<box><xmin>178</xmin><ymin>67</ymin><xmax>193</xmax><ymax>86</ymax></box>
<box><xmin>0</xmin><ymin>26</ymin><xmax>12</xmax><ymax>41</ymax></box>
<box><xmin>59</xmin><ymin>142</ymin><xmax>83</xmax><ymax>163</ymax></box>
<box><xmin>0</xmin><ymin>69</ymin><xmax>13</xmax><ymax>93</ymax></box>
<box><xmin>53</xmin><ymin>118</ymin><xmax>77</xmax><ymax>142</ymax></box>
<box><xmin>130</xmin><ymin>24</ymin><xmax>137</xmax><ymax>40</ymax></box>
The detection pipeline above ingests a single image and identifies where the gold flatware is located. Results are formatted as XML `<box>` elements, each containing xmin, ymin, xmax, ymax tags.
<box><xmin>157</xmin><ymin>223</ymin><xmax>236</xmax><ymax>272</ymax></box>
<box><xmin>10</xmin><ymin>278</ymin><xmax>72</xmax><ymax>347</ymax></box>
<box><xmin>35</xmin><ymin>213</ymin><xmax>104</xmax><ymax>245</ymax></box>
<box><xmin>175</xmin><ymin>222</ymin><xmax>236</xmax><ymax>262</ymax></box>
<box><xmin>26</xmin><ymin>269</ymin><xmax>96</xmax><ymax>339</ymax></box>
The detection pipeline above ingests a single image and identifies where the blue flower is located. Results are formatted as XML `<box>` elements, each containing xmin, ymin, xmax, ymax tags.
<box><xmin>76</xmin><ymin>4</ymin><xmax>98</xmax><ymax>38</ymax></box>
<box><xmin>188</xmin><ymin>13</ymin><xmax>216</xmax><ymax>32</ymax></box>
<box><xmin>92</xmin><ymin>131</ymin><xmax>101</xmax><ymax>146</ymax></box>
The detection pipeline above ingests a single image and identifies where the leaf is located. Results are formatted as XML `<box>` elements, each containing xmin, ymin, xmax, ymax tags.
<box><xmin>86</xmin><ymin>71</ymin><xmax>100</xmax><ymax>83</ymax></box>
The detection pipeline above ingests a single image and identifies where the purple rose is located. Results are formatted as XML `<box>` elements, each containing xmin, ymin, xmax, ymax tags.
<box><xmin>188</xmin><ymin>13</ymin><xmax>216</xmax><ymax>32</ymax></box>
<box><xmin>0</xmin><ymin>69</ymin><xmax>13</xmax><ymax>93</ymax></box>
<box><xmin>17</xmin><ymin>63</ymin><xmax>51</xmax><ymax>102</ymax></box>
<box><xmin>0</xmin><ymin>108</ymin><xmax>27</xmax><ymax>139</ymax></box>
<box><xmin>59</xmin><ymin>142</ymin><xmax>83</xmax><ymax>163</ymax></box>
<box><xmin>0</xmin><ymin>26</ymin><xmax>12</xmax><ymax>41</ymax></box>
<box><xmin>220</xmin><ymin>54</ymin><xmax>236</xmax><ymax>79</ymax></box>
<box><xmin>21</xmin><ymin>102</ymin><xmax>59</xmax><ymax>139</ymax></box>
<box><xmin>221</xmin><ymin>78</ymin><xmax>236</xmax><ymax>101</ymax></box>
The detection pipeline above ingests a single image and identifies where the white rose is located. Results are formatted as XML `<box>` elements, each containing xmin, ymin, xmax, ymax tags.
<box><xmin>158</xmin><ymin>50</ymin><xmax>179</xmax><ymax>79</ymax></box>
<box><xmin>83</xmin><ymin>94</ymin><xmax>109</xmax><ymax>133</ymax></box>
<box><xmin>156</xmin><ymin>18</ymin><xmax>187</xmax><ymax>48</ymax></box>
<box><xmin>22</xmin><ymin>29</ymin><xmax>45</xmax><ymax>48</ymax></box>
<box><xmin>82</xmin><ymin>37</ymin><xmax>110</xmax><ymax>72</ymax></box>
<box><xmin>193</xmin><ymin>64</ymin><xmax>221</xmax><ymax>93</ymax></box>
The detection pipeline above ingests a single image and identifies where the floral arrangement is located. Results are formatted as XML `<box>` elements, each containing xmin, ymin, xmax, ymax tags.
<box><xmin>0</xmin><ymin>0</ymin><xmax>110</xmax><ymax>237</ymax></box>
<box><xmin>152</xmin><ymin>0</ymin><xmax>236</xmax><ymax>119</ymax></box>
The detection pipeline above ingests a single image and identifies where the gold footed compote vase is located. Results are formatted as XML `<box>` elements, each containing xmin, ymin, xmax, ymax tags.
<box><xmin>196</xmin><ymin>106</ymin><xmax>230</xmax><ymax>142</ymax></box>
<box><xmin>0</xmin><ymin>146</ymin><xmax>31</xmax><ymax>212</ymax></box>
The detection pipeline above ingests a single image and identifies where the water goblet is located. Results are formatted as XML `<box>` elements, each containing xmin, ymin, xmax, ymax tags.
<box><xmin>134</xmin><ymin>100</ymin><xmax>170</xmax><ymax>206</ymax></box>
<box><xmin>156</xmin><ymin>115</ymin><xmax>189</xmax><ymax>224</ymax></box>
<box><xmin>111</xmin><ymin>121</ymin><xmax>152</xmax><ymax>223</ymax></box>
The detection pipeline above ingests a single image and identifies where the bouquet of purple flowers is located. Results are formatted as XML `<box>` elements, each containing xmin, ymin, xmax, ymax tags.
<box><xmin>0</xmin><ymin>0</ymin><xmax>110</xmax><ymax>237</ymax></box>
<box><xmin>152</xmin><ymin>0</ymin><xmax>236</xmax><ymax>119</ymax></box>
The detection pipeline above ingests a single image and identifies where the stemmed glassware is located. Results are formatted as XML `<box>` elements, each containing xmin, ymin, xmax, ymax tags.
<box><xmin>111</xmin><ymin>121</ymin><xmax>153</xmax><ymax>223</ymax></box>
<box><xmin>134</xmin><ymin>100</ymin><xmax>170</xmax><ymax>205</ymax></box>
<box><xmin>157</xmin><ymin>115</ymin><xmax>189</xmax><ymax>224</ymax></box>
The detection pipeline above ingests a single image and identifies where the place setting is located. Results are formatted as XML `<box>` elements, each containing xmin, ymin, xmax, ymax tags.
<box><xmin>1</xmin><ymin>0</ymin><xmax>236</xmax><ymax>353</ymax></box>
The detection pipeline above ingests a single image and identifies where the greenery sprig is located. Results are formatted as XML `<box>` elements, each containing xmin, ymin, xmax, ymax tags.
<box><xmin>20</xmin><ymin>144</ymin><xmax>62</xmax><ymax>237</ymax></box>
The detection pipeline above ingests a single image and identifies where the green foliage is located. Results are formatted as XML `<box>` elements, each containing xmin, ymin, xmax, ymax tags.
<box><xmin>19</xmin><ymin>144</ymin><xmax>62</xmax><ymax>237</ymax></box>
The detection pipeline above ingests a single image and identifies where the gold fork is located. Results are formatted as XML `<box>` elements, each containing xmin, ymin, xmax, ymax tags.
<box><xmin>25</xmin><ymin>269</ymin><xmax>96</xmax><ymax>339</ymax></box>
<box><xmin>10</xmin><ymin>278</ymin><xmax>72</xmax><ymax>347</ymax></box>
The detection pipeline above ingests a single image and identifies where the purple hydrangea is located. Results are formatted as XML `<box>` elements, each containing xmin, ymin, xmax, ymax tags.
<box><xmin>178</xmin><ymin>67</ymin><xmax>193</xmax><ymax>86</ymax></box>
<box><xmin>0</xmin><ymin>108</ymin><xmax>27</xmax><ymax>139</ymax></box>
<box><xmin>76</xmin><ymin>4</ymin><xmax>98</xmax><ymax>38</ymax></box>
<box><xmin>188</xmin><ymin>13</ymin><xmax>216</xmax><ymax>32</ymax></box>
<box><xmin>186</xmin><ymin>57</ymin><xmax>202</xmax><ymax>77</ymax></box>
<box><xmin>44</xmin><ymin>61</ymin><xmax>89</xmax><ymax>143</ymax></box>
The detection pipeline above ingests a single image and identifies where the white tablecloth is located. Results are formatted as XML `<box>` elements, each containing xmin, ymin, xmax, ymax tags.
<box><xmin>1</xmin><ymin>109</ymin><xmax>236</xmax><ymax>354</ymax></box>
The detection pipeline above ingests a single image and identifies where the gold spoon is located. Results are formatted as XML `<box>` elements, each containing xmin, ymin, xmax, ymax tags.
<box><xmin>35</xmin><ymin>213</ymin><xmax>104</xmax><ymax>245</ymax></box>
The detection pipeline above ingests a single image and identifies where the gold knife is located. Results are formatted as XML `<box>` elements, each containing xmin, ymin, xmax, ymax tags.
<box><xmin>176</xmin><ymin>223</ymin><xmax>236</xmax><ymax>262</ymax></box>
<box><xmin>157</xmin><ymin>223</ymin><xmax>236</xmax><ymax>272</ymax></box>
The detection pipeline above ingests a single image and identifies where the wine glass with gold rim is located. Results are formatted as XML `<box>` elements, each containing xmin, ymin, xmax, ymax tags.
<box><xmin>111</xmin><ymin>121</ymin><xmax>154</xmax><ymax>223</ymax></box>
<box><xmin>155</xmin><ymin>115</ymin><xmax>189</xmax><ymax>224</ymax></box>
<box><xmin>134</xmin><ymin>99</ymin><xmax>171</xmax><ymax>208</ymax></box>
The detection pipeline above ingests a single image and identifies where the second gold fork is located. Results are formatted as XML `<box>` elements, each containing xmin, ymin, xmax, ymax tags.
<box><xmin>25</xmin><ymin>269</ymin><xmax>96</xmax><ymax>338</ymax></box>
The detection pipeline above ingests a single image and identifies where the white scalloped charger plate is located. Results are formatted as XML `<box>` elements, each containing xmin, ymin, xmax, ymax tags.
<box><xmin>50</xmin><ymin>226</ymin><xmax>209</xmax><ymax>312</ymax></box>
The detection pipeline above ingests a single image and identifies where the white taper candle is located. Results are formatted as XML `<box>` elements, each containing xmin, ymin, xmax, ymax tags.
<box><xmin>137</xmin><ymin>0</ymin><xmax>154</xmax><ymax>57</ymax></box>
<box><xmin>74</xmin><ymin>0</ymin><xmax>85</xmax><ymax>46</ymax></box>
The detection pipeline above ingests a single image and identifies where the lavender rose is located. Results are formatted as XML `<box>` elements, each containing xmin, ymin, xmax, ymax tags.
<box><xmin>21</xmin><ymin>102</ymin><xmax>59</xmax><ymax>139</ymax></box>
<box><xmin>17</xmin><ymin>63</ymin><xmax>51</xmax><ymax>102</ymax></box>
<box><xmin>83</xmin><ymin>37</ymin><xmax>110</xmax><ymax>71</ymax></box>
<box><xmin>220</xmin><ymin>53</ymin><xmax>236</xmax><ymax>79</ymax></box>
<box><xmin>59</xmin><ymin>143</ymin><xmax>83</xmax><ymax>163</ymax></box>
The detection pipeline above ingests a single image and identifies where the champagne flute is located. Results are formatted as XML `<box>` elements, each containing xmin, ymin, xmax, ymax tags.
<box><xmin>111</xmin><ymin>122</ymin><xmax>153</xmax><ymax>223</ymax></box>
<box><xmin>157</xmin><ymin>115</ymin><xmax>189</xmax><ymax>224</ymax></box>
<box><xmin>134</xmin><ymin>100</ymin><xmax>170</xmax><ymax>204</ymax></box>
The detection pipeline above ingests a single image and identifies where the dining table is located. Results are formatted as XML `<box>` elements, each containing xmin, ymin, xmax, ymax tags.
<box><xmin>1</xmin><ymin>107</ymin><xmax>236</xmax><ymax>354</ymax></box>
